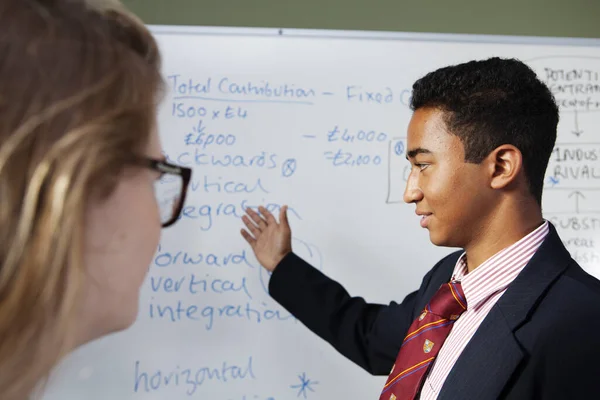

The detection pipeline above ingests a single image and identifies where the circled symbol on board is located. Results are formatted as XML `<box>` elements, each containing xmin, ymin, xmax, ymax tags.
<box><xmin>395</xmin><ymin>141</ymin><xmax>405</xmax><ymax>156</ymax></box>
<box><xmin>282</xmin><ymin>158</ymin><xmax>297</xmax><ymax>177</ymax></box>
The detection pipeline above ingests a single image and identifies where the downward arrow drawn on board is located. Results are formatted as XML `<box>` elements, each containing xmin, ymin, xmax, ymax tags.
<box><xmin>572</xmin><ymin>109</ymin><xmax>584</xmax><ymax>137</ymax></box>
<box><xmin>568</xmin><ymin>190</ymin><xmax>586</xmax><ymax>213</ymax></box>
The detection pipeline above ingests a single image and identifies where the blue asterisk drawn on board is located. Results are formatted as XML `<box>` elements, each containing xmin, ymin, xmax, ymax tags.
<box><xmin>290</xmin><ymin>372</ymin><xmax>319</xmax><ymax>398</ymax></box>
<box><xmin>546</xmin><ymin>176</ymin><xmax>560</xmax><ymax>187</ymax></box>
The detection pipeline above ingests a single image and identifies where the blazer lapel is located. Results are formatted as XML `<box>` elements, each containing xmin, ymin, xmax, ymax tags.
<box><xmin>438</xmin><ymin>223</ymin><xmax>572</xmax><ymax>400</ymax></box>
<box><xmin>437</xmin><ymin>305</ymin><xmax>524</xmax><ymax>399</ymax></box>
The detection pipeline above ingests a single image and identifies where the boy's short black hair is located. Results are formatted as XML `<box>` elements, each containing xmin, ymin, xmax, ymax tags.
<box><xmin>411</xmin><ymin>57</ymin><xmax>559</xmax><ymax>205</ymax></box>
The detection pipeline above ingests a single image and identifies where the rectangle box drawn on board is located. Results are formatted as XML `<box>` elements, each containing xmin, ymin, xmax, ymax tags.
<box><xmin>545</xmin><ymin>142</ymin><xmax>600</xmax><ymax>190</ymax></box>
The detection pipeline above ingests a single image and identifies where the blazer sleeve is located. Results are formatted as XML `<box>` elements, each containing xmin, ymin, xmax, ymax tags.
<box><xmin>268</xmin><ymin>251</ymin><xmax>447</xmax><ymax>375</ymax></box>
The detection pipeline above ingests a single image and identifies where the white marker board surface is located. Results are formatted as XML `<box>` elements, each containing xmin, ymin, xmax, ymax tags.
<box><xmin>41</xmin><ymin>26</ymin><xmax>600</xmax><ymax>400</ymax></box>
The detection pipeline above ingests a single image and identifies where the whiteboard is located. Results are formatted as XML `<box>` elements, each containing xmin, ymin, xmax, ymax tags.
<box><xmin>40</xmin><ymin>26</ymin><xmax>600</xmax><ymax>400</ymax></box>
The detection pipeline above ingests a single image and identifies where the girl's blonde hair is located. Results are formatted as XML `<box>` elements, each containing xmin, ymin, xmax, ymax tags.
<box><xmin>0</xmin><ymin>0</ymin><xmax>163</xmax><ymax>397</ymax></box>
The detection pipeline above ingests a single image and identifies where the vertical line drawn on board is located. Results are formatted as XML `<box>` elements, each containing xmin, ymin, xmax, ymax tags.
<box><xmin>386</xmin><ymin>138</ymin><xmax>407</xmax><ymax>204</ymax></box>
<box><xmin>573</xmin><ymin>109</ymin><xmax>584</xmax><ymax>137</ymax></box>
<box><xmin>569</xmin><ymin>190</ymin><xmax>586</xmax><ymax>213</ymax></box>
<box><xmin>386</xmin><ymin>140</ymin><xmax>394</xmax><ymax>203</ymax></box>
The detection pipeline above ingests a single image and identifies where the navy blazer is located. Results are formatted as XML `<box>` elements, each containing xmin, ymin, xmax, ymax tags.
<box><xmin>269</xmin><ymin>223</ymin><xmax>600</xmax><ymax>399</ymax></box>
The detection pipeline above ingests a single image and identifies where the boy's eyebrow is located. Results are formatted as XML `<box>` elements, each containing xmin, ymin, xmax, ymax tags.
<box><xmin>406</xmin><ymin>147</ymin><xmax>432</xmax><ymax>160</ymax></box>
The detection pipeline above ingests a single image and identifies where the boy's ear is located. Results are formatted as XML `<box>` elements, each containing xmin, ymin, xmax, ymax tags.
<box><xmin>487</xmin><ymin>144</ymin><xmax>523</xmax><ymax>190</ymax></box>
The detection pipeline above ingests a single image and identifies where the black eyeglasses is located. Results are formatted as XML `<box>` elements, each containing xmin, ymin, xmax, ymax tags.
<box><xmin>137</xmin><ymin>158</ymin><xmax>192</xmax><ymax>228</ymax></box>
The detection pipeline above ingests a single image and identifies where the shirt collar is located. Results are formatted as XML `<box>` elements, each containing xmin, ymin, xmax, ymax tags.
<box><xmin>451</xmin><ymin>221</ymin><xmax>550</xmax><ymax>310</ymax></box>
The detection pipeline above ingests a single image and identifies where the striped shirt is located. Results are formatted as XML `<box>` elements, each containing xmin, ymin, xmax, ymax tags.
<box><xmin>418</xmin><ymin>221</ymin><xmax>550</xmax><ymax>399</ymax></box>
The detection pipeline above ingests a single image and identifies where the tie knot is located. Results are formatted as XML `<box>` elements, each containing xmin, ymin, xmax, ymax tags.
<box><xmin>427</xmin><ymin>281</ymin><xmax>467</xmax><ymax>320</ymax></box>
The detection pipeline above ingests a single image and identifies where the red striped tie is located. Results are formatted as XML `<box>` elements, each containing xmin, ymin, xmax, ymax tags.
<box><xmin>379</xmin><ymin>281</ymin><xmax>467</xmax><ymax>400</ymax></box>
